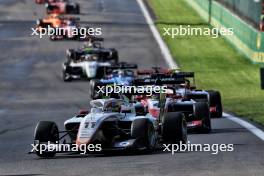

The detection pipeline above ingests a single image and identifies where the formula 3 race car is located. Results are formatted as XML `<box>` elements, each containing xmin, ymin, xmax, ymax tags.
<box><xmin>36</xmin><ymin>14</ymin><xmax>79</xmax><ymax>30</ymax></box>
<box><xmin>132</xmin><ymin>77</ymin><xmax>212</xmax><ymax>133</ymax></box>
<box><xmin>32</xmin><ymin>96</ymin><xmax>187</xmax><ymax>158</ymax></box>
<box><xmin>138</xmin><ymin>68</ymin><xmax>223</xmax><ymax>118</ymax></box>
<box><xmin>89</xmin><ymin>62</ymin><xmax>138</xmax><ymax>99</ymax></box>
<box><xmin>62</xmin><ymin>43</ymin><xmax>119</xmax><ymax>81</ymax></box>
<box><xmin>46</xmin><ymin>1</ymin><xmax>80</xmax><ymax>14</ymax></box>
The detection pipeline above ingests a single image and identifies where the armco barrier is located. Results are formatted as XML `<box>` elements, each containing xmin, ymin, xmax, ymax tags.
<box><xmin>217</xmin><ymin>0</ymin><xmax>262</xmax><ymax>26</ymax></box>
<box><xmin>185</xmin><ymin>0</ymin><xmax>264</xmax><ymax>63</ymax></box>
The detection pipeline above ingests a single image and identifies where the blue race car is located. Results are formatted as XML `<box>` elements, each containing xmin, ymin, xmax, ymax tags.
<box><xmin>89</xmin><ymin>63</ymin><xmax>137</xmax><ymax>99</ymax></box>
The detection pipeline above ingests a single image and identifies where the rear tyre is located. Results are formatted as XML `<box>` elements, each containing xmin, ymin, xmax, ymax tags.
<box><xmin>131</xmin><ymin>118</ymin><xmax>156</xmax><ymax>151</ymax></box>
<box><xmin>207</xmin><ymin>90</ymin><xmax>222</xmax><ymax>118</ymax></box>
<box><xmin>194</xmin><ymin>102</ymin><xmax>211</xmax><ymax>133</ymax></box>
<box><xmin>162</xmin><ymin>112</ymin><xmax>187</xmax><ymax>144</ymax></box>
<box><xmin>34</xmin><ymin>121</ymin><xmax>59</xmax><ymax>158</ymax></box>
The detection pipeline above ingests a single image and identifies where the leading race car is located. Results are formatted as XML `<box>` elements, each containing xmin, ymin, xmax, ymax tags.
<box><xmin>32</xmin><ymin>95</ymin><xmax>187</xmax><ymax>158</ymax></box>
<box><xmin>62</xmin><ymin>42</ymin><xmax>119</xmax><ymax>81</ymax></box>
<box><xmin>46</xmin><ymin>1</ymin><xmax>80</xmax><ymax>14</ymax></box>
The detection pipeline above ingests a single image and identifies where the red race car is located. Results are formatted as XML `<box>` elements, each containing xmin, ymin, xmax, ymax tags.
<box><xmin>46</xmin><ymin>2</ymin><xmax>80</xmax><ymax>14</ymax></box>
<box><xmin>137</xmin><ymin>68</ymin><xmax>223</xmax><ymax>118</ymax></box>
<box><xmin>36</xmin><ymin>14</ymin><xmax>80</xmax><ymax>32</ymax></box>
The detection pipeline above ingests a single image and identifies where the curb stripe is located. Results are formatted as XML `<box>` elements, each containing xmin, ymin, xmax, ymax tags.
<box><xmin>224</xmin><ymin>113</ymin><xmax>264</xmax><ymax>141</ymax></box>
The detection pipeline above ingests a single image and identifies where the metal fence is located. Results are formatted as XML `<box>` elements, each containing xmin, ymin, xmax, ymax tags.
<box><xmin>216</xmin><ymin>0</ymin><xmax>263</xmax><ymax>27</ymax></box>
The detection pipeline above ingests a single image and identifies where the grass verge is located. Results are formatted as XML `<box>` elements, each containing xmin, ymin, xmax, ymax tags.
<box><xmin>148</xmin><ymin>0</ymin><xmax>264</xmax><ymax>125</ymax></box>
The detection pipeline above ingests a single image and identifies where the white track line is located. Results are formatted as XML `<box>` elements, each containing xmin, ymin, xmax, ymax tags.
<box><xmin>136</xmin><ymin>0</ymin><xmax>178</xmax><ymax>69</ymax></box>
<box><xmin>136</xmin><ymin>0</ymin><xmax>264</xmax><ymax>141</ymax></box>
<box><xmin>224</xmin><ymin>113</ymin><xmax>264</xmax><ymax>141</ymax></box>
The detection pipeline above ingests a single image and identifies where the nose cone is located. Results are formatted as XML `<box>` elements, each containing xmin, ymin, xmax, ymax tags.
<box><xmin>76</xmin><ymin>137</ymin><xmax>90</xmax><ymax>146</ymax></box>
<box><xmin>84</xmin><ymin>61</ymin><xmax>97</xmax><ymax>78</ymax></box>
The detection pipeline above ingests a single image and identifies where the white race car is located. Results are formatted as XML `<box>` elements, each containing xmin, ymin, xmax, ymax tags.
<box><xmin>62</xmin><ymin>45</ymin><xmax>118</xmax><ymax>81</ymax></box>
<box><xmin>33</xmin><ymin>96</ymin><xmax>187</xmax><ymax>157</ymax></box>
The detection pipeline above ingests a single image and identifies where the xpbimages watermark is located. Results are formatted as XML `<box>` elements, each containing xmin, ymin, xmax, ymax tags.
<box><xmin>96</xmin><ymin>84</ymin><xmax>168</xmax><ymax>96</ymax></box>
<box><xmin>31</xmin><ymin>141</ymin><xmax>102</xmax><ymax>155</ymax></box>
<box><xmin>163</xmin><ymin>141</ymin><xmax>234</xmax><ymax>155</ymax></box>
<box><xmin>31</xmin><ymin>26</ymin><xmax>102</xmax><ymax>39</ymax></box>
<box><xmin>163</xmin><ymin>25</ymin><xmax>234</xmax><ymax>38</ymax></box>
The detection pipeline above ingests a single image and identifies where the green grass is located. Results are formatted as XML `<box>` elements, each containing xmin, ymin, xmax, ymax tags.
<box><xmin>148</xmin><ymin>0</ymin><xmax>264</xmax><ymax>124</ymax></box>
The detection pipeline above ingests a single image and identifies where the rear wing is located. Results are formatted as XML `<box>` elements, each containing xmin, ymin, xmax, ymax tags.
<box><xmin>173</xmin><ymin>72</ymin><xmax>194</xmax><ymax>78</ymax></box>
<box><xmin>133</xmin><ymin>77</ymin><xmax>186</xmax><ymax>86</ymax></box>
<box><xmin>147</xmin><ymin>72</ymin><xmax>194</xmax><ymax>79</ymax></box>
<box><xmin>137</xmin><ymin>71</ymin><xmax>195</xmax><ymax>87</ymax></box>
<box><xmin>137</xmin><ymin>67</ymin><xmax>194</xmax><ymax>78</ymax></box>
<box><xmin>61</xmin><ymin>16</ymin><xmax>80</xmax><ymax>21</ymax></box>
<box><xmin>106</xmin><ymin>62</ymin><xmax>138</xmax><ymax>70</ymax></box>
<box><xmin>137</xmin><ymin>67</ymin><xmax>171</xmax><ymax>75</ymax></box>
<box><xmin>78</xmin><ymin>36</ymin><xmax>104</xmax><ymax>42</ymax></box>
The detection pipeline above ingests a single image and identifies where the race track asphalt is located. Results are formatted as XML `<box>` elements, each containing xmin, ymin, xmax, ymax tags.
<box><xmin>0</xmin><ymin>0</ymin><xmax>263</xmax><ymax>176</ymax></box>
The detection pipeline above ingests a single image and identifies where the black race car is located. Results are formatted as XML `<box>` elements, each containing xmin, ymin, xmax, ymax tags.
<box><xmin>62</xmin><ymin>41</ymin><xmax>119</xmax><ymax>81</ymax></box>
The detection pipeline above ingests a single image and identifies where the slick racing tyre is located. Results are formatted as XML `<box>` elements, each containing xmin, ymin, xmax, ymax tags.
<box><xmin>162</xmin><ymin>112</ymin><xmax>187</xmax><ymax>144</ymax></box>
<box><xmin>62</xmin><ymin>69</ymin><xmax>72</xmax><ymax>82</ymax></box>
<box><xmin>34</xmin><ymin>121</ymin><xmax>59</xmax><ymax>158</ymax></box>
<box><xmin>207</xmin><ymin>90</ymin><xmax>223</xmax><ymax>118</ymax></box>
<box><xmin>194</xmin><ymin>102</ymin><xmax>211</xmax><ymax>133</ymax></box>
<box><xmin>90</xmin><ymin>80</ymin><xmax>95</xmax><ymax>99</ymax></box>
<box><xmin>90</xmin><ymin>80</ymin><xmax>100</xmax><ymax>99</ymax></box>
<box><xmin>66</xmin><ymin>49</ymin><xmax>76</xmax><ymax>61</ymax></box>
<box><xmin>131</xmin><ymin>118</ymin><xmax>156</xmax><ymax>151</ymax></box>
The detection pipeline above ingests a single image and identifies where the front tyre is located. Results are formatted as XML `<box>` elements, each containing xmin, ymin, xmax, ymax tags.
<box><xmin>131</xmin><ymin>118</ymin><xmax>156</xmax><ymax>152</ymax></box>
<box><xmin>34</xmin><ymin>121</ymin><xmax>59</xmax><ymax>158</ymax></box>
<box><xmin>62</xmin><ymin>68</ymin><xmax>72</xmax><ymax>82</ymax></box>
<box><xmin>162</xmin><ymin>112</ymin><xmax>187</xmax><ymax>144</ymax></box>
